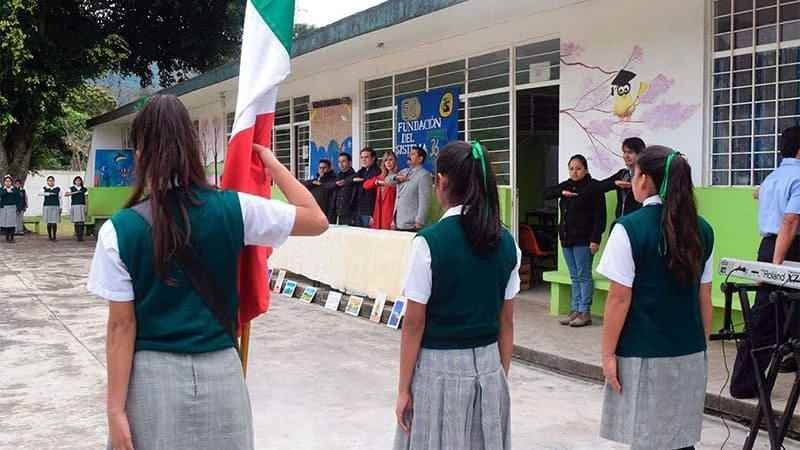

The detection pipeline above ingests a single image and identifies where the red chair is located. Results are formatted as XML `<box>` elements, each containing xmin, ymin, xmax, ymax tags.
<box><xmin>519</xmin><ymin>224</ymin><xmax>557</xmax><ymax>285</ymax></box>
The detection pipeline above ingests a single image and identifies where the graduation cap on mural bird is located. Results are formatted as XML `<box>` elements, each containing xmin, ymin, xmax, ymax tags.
<box><xmin>611</xmin><ymin>70</ymin><xmax>636</xmax><ymax>96</ymax></box>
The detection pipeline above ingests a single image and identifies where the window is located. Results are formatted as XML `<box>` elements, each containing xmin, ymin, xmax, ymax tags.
<box><xmin>273</xmin><ymin>128</ymin><xmax>292</xmax><ymax>172</ymax></box>
<box><xmin>364</xmin><ymin>76</ymin><xmax>394</xmax><ymax>155</ymax></box>
<box><xmin>295</xmin><ymin>124</ymin><xmax>310</xmax><ymax>180</ymax></box>
<box><xmin>712</xmin><ymin>0</ymin><xmax>800</xmax><ymax>185</ymax></box>
<box><xmin>271</xmin><ymin>96</ymin><xmax>311</xmax><ymax>176</ymax></box>
<box><xmin>225</xmin><ymin>112</ymin><xmax>235</xmax><ymax>141</ymax></box>
<box><xmin>515</xmin><ymin>39</ymin><xmax>560</xmax><ymax>85</ymax></box>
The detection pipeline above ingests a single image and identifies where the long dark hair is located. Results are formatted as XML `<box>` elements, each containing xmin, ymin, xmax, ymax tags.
<box><xmin>436</xmin><ymin>141</ymin><xmax>501</xmax><ymax>256</ymax></box>
<box><xmin>637</xmin><ymin>145</ymin><xmax>703</xmax><ymax>285</ymax></box>
<box><xmin>125</xmin><ymin>95</ymin><xmax>212</xmax><ymax>283</ymax></box>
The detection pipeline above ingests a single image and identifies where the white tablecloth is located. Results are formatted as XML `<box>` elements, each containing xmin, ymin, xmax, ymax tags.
<box><xmin>270</xmin><ymin>226</ymin><xmax>416</xmax><ymax>300</ymax></box>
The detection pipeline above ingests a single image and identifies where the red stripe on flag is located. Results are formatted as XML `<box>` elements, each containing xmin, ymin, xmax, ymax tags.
<box><xmin>221</xmin><ymin>112</ymin><xmax>276</xmax><ymax>331</ymax></box>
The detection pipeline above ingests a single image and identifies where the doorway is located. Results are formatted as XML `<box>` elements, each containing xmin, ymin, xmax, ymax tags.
<box><xmin>516</xmin><ymin>86</ymin><xmax>559</xmax><ymax>282</ymax></box>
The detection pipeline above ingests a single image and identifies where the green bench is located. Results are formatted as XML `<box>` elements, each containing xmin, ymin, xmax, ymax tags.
<box><xmin>542</xmin><ymin>270</ymin><xmax>611</xmax><ymax>317</ymax></box>
<box><xmin>23</xmin><ymin>218</ymin><xmax>42</xmax><ymax>234</ymax></box>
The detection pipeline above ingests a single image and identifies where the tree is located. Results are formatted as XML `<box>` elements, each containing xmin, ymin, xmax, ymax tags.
<box><xmin>30</xmin><ymin>85</ymin><xmax>117</xmax><ymax>171</ymax></box>
<box><xmin>294</xmin><ymin>23</ymin><xmax>317</xmax><ymax>39</ymax></box>
<box><xmin>0</xmin><ymin>1</ymin><xmax>245</xmax><ymax>181</ymax></box>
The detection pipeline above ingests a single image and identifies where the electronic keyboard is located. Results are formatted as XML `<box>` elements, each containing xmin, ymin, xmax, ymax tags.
<box><xmin>719</xmin><ymin>257</ymin><xmax>800</xmax><ymax>290</ymax></box>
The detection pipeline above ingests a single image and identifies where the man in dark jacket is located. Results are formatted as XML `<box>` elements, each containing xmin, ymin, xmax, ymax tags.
<box><xmin>352</xmin><ymin>147</ymin><xmax>381</xmax><ymax>228</ymax></box>
<box><xmin>302</xmin><ymin>159</ymin><xmax>337</xmax><ymax>224</ymax></box>
<box><xmin>325</xmin><ymin>152</ymin><xmax>357</xmax><ymax>226</ymax></box>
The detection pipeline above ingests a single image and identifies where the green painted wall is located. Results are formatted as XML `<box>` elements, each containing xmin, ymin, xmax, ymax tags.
<box><xmin>88</xmin><ymin>187</ymin><xmax>133</xmax><ymax>219</ymax></box>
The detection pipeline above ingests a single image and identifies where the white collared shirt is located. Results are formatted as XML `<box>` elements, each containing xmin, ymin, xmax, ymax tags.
<box><xmin>597</xmin><ymin>195</ymin><xmax>713</xmax><ymax>288</ymax></box>
<box><xmin>86</xmin><ymin>192</ymin><xmax>296</xmax><ymax>302</ymax></box>
<box><xmin>402</xmin><ymin>205</ymin><xmax>522</xmax><ymax>304</ymax></box>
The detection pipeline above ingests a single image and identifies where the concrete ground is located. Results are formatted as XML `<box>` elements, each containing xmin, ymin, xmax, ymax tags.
<box><xmin>1</xmin><ymin>234</ymin><xmax>798</xmax><ymax>450</ymax></box>
<box><xmin>513</xmin><ymin>286</ymin><xmax>800</xmax><ymax>427</ymax></box>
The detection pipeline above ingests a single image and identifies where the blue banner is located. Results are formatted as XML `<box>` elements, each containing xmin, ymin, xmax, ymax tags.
<box><xmin>395</xmin><ymin>87</ymin><xmax>460</xmax><ymax>172</ymax></box>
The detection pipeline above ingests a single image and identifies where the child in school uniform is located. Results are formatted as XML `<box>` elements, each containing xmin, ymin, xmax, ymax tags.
<box><xmin>14</xmin><ymin>178</ymin><xmax>27</xmax><ymax>235</ymax></box>
<box><xmin>597</xmin><ymin>146</ymin><xmax>714</xmax><ymax>450</ymax></box>
<box><xmin>64</xmin><ymin>176</ymin><xmax>88</xmax><ymax>241</ymax></box>
<box><xmin>393</xmin><ymin>141</ymin><xmax>521</xmax><ymax>450</ymax></box>
<box><xmin>40</xmin><ymin>176</ymin><xmax>62</xmax><ymax>241</ymax></box>
<box><xmin>1</xmin><ymin>175</ymin><xmax>20</xmax><ymax>243</ymax></box>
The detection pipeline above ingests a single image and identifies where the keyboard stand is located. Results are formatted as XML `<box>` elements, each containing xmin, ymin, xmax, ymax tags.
<box><xmin>718</xmin><ymin>283</ymin><xmax>800</xmax><ymax>450</ymax></box>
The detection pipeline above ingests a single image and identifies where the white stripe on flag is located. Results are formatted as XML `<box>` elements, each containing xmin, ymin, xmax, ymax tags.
<box><xmin>230</xmin><ymin>0</ymin><xmax>292</xmax><ymax>140</ymax></box>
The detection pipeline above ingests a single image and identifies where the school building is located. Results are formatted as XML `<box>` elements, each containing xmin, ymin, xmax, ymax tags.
<box><xmin>87</xmin><ymin>0</ymin><xmax>780</xmax><ymax>316</ymax></box>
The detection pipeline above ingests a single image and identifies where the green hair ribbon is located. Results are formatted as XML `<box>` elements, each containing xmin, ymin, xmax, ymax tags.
<box><xmin>658</xmin><ymin>150</ymin><xmax>680</xmax><ymax>200</ymax></box>
<box><xmin>471</xmin><ymin>141</ymin><xmax>488</xmax><ymax>189</ymax></box>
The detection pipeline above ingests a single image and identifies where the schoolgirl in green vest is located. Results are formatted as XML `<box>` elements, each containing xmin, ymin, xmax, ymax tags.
<box><xmin>597</xmin><ymin>146</ymin><xmax>714</xmax><ymax>450</ymax></box>
<box><xmin>14</xmin><ymin>178</ymin><xmax>27</xmax><ymax>236</ymax></box>
<box><xmin>39</xmin><ymin>176</ymin><xmax>61</xmax><ymax>241</ymax></box>
<box><xmin>86</xmin><ymin>95</ymin><xmax>328</xmax><ymax>450</ymax></box>
<box><xmin>1</xmin><ymin>175</ymin><xmax>19</xmax><ymax>243</ymax></box>
<box><xmin>64</xmin><ymin>176</ymin><xmax>88</xmax><ymax>241</ymax></box>
<box><xmin>393</xmin><ymin>141</ymin><xmax>520</xmax><ymax>450</ymax></box>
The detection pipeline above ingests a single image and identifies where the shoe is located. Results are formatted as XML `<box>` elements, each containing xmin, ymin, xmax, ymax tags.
<box><xmin>570</xmin><ymin>312</ymin><xmax>593</xmax><ymax>327</ymax></box>
<box><xmin>779</xmin><ymin>357</ymin><xmax>797</xmax><ymax>373</ymax></box>
<box><xmin>559</xmin><ymin>311</ymin><xmax>578</xmax><ymax>326</ymax></box>
<box><xmin>730</xmin><ymin>389</ymin><xmax>758</xmax><ymax>400</ymax></box>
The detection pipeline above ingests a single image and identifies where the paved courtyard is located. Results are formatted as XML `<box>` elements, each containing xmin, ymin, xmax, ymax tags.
<box><xmin>1</xmin><ymin>235</ymin><xmax>797</xmax><ymax>450</ymax></box>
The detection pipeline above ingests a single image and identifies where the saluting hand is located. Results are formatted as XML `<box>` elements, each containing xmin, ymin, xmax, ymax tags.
<box><xmin>561</xmin><ymin>190</ymin><xmax>578</xmax><ymax>198</ymax></box>
<box><xmin>614</xmin><ymin>180</ymin><xmax>632</xmax><ymax>189</ymax></box>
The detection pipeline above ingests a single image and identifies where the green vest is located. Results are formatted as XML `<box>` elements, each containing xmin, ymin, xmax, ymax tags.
<box><xmin>0</xmin><ymin>188</ymin><xmax>19</xmax><ymax>207</ymax></box>
<box><xmin>70</xmin><ymin>186</ymin><xmax>87</xmax><ymax>205</ymax></box>
<box><xmin>111</xmin><ymin>188</ymin><xmax>245</xmax><ymax>354</ymax></box>
<box><xmin>615</xmin><ymin>205</ymin><xmax>714</xmax><ymax>358</ymax></box>
<box><xmin>418</xmin><ymin>216</ymin><xmax>518</xmax><ymax>350</ymax></box>
<box><xmin>43</xmin><ymin>187</ymin><xmax>60</xmax><ymax>206</ymax></box>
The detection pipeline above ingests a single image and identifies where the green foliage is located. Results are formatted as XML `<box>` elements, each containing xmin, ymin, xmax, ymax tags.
<box><xmin>0</xmin><ymin>1</ymin><xmax>245</xmax><ymax>179</ymax></box>
<box><xmin>30</xmin><ymin>85</ymin><xmax>117</xmax><ymax>170</ymax></box>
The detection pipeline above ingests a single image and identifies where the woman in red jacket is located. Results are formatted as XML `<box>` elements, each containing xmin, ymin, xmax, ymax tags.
<box><xmin>364</xmin><ymin>151</ymin><xmax>399</xmax><ymax>230</ymax></box>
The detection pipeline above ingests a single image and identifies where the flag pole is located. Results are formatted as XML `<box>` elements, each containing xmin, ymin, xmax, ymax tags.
<box><xmin>240</xmin><ymin>321</ymin><xmax>252</xmax><ymax>376</ymax></box>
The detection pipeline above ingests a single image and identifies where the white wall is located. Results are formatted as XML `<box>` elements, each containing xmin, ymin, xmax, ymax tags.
<box><xmin>87</xmin><ymin>125</ymin><xmax>126</xmax><ymax>188</ymax></box>
<box><xmin>90</xmin><ymin>0</ymin><xmax>709</xmax><ymax>186</ymax></box>
<box><xmin>23</xmin><ymin>170</ymin><xmax>83</xmax><ymax>218</ymax></box>
<box><xmin>559</xmin><ymin>0</ymin><xmax>706</xmax><ymax>183</ymax></box>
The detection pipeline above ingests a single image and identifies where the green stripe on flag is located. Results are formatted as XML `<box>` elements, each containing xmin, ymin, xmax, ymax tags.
<box><xmin>251</xmin><ymin>0</ymin><xmax>296</xmax><ymax>53</ymax></box>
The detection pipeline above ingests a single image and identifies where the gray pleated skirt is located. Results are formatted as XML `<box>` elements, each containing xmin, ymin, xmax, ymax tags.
<box><xmin>70</xmin><ymin>204</ymin><xmax>86</xmax><ymax>223</ymax></box>
<box><xmin>108</xmin><ymin>347</ymin><xmax>254</xmax><ymax>450</ymax></box>
<box><xmin>0</xmin><ymin>205</ymin><xmax>16</xmax><ymax>228</ymax></box>
<box><xmin>600</xmin><ymin>351</ymin><xmax>707</xmax><ymax>450</ymax></box>
<box><xmin>43</xmin><ymin>205</ymin><xmax>60</xmax><ymax>224</ymax></box>
<box><xmin>393</xmin><ymin>342</ymin><xmax>511</xmax><ymax>450</ymax></box>
<box><xmin>15</xmin><ymin>210</ymin><xmax>24</xmax><ymax>233</ymax></box>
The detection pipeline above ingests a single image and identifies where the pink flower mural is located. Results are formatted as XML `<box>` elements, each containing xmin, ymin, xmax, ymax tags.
<box><xmin>560</xmin><ymin>42</ymin><xmax>700</xmax><ymax>172</ymax></box>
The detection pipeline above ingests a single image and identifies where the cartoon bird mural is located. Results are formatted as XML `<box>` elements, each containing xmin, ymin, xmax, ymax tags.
<box><xmin>113</xmin><ymin>152</ymin><xmax>129</xmax><ymax>164</ymax></box>
<box><xmin>611</xmin><ymin>70</ymin><xmax>649</xmax><ymax>120</ymax></box>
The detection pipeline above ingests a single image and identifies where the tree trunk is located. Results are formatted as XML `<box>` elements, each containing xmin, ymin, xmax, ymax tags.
<box><xmin>1</xmin><ymin>123</ymin><xmax>36</xmax><ymax>184</ymax></box>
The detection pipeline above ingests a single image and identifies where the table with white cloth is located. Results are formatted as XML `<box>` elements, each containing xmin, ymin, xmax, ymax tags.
<box><xmin>270</xmin><ymin>226</ymin><xmax>416</xmax><ymax>300</ymax></box>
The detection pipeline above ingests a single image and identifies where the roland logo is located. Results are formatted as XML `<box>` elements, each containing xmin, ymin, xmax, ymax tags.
<box><xmin>761</xmin><ymin>269</ymin><xmax>787</xmax><ymax>282</ymax></box>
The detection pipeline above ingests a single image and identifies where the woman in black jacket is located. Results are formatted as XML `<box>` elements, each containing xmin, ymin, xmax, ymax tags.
<box><xmin>544</xmin><ymin>154</ymin><xmax>607</xmax><ymax>327</ymax></box>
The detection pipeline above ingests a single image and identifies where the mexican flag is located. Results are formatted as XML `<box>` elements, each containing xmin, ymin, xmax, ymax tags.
<box><xmin>222</xmin><ymin>0</ymin><xmax>295</xmax><ymax>329</ymax></box>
